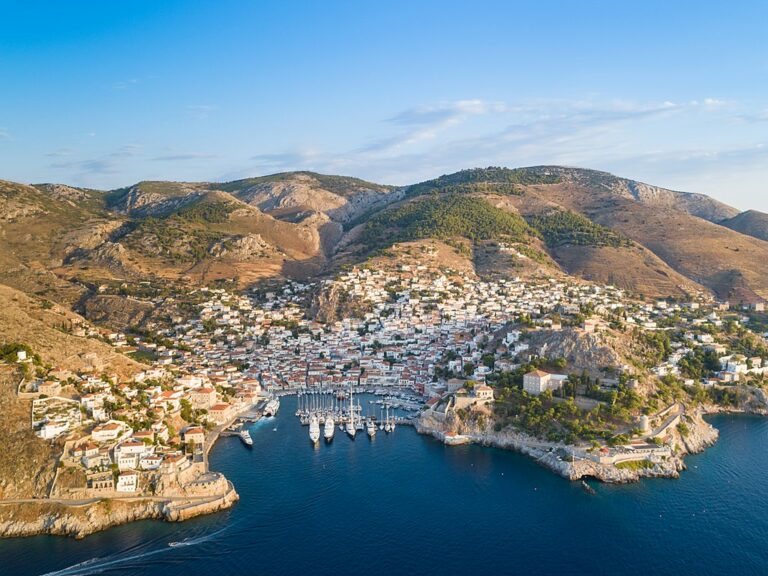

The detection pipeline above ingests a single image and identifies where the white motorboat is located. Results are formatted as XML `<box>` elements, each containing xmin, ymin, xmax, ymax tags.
<box><xmin>309</xmin><ymin>415</ymin><xmax>320</xmax><ymax>444</ymax></box>
<box><xmin>324</xmin><ymin>416</ymin><xmax>335</xmax><ymax>442</ymax></box>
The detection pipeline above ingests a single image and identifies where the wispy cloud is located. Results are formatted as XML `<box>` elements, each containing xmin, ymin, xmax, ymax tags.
<box><xmin>50</xmin><ymin>158</ymin><xmax>121</xmax><ymax>175</ymax></box>
<box><xmin>152</xmin><ymin>153</ymin><xmax>218</xmax><ymax>162</ymax></box>
<box><xmin>736</xmin><ymin>109</ymin><xmax>768</xmax><ymax>123</ymax></box>
<box><xmin>230</xmin><ymin>96</ymin><xmax>768</xmax><ymax>205</ymax></box>
<box><xmin>387</xmin><ymin>99</ymin><xmax>506</xmax><ymax>127</ymax></box>
<box><xmin>110</xmin><ymin>144</ymin><xmax>143</xmax><ymax>158</ymax></box>
<box><xmin>45</xmin><ymin>148</ymin><xmax>74</xmax><ymax>157</ymax></box>
<box><xmin>112</xmin><ymin>78</ymin><xmax>140</xmax><ymax>90</ymax></box>
<box><xmin>0</xmin><ymin>128</ymin><xmax>12</xmax><ymax>140</ymax></box>
<box><xmin>358</xmin><ymin>99</ymin><xmax>507</xmax><ymax>155</ymax></box>
<box><xmin>186</xmin><ymin>104</ymin><xmax>217</xmax><ymax>119</ymax></box>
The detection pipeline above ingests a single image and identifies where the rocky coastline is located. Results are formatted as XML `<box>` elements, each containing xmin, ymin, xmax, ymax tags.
<box><xmin>416</xmin><ymin>408</ymin><xmax>720</xmax><ymax>484</ymax></box>
<box><xmin>0</xmin><ymin>483</ymin><xmax>239</xmax><ymax>539</ymax></box>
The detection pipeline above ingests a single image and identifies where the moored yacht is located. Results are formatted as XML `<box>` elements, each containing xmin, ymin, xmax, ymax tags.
<box><xmin>239</xmin><ymin>428</ymin><xmax>253</xmax><ymax>446</ymax></box>
<box><xmin>346</xmin><ymin>417</ymin><xmax>357</xmax><ymax>439</ymax></box>
<box><xmin>366</xmin><ymin>418</ymin><xmax>376</xmax><ymax>438</ymax></box>
<box><xmin>324</xmin><ymin>416</ymin><xmax>335</xmax><ymax>442</ymax></box>
<box><xmin>309</xmin><ymin>415</ymin><xmax>320</xmax><ymax>444</ymax></box>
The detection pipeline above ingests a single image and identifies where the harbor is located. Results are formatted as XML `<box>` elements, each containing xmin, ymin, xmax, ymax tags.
<box><xmin>294</xmin><ymin>388</ymin><xmax>418</xmax><ymax>444</ymax></box>
<box><xmin>218</xmin><ymin>389</ymin><xmax>420</xmax><ymax>448</ymax></box>
<box><xmin>219</xmin><ymin>396</ymin><xmax>283</xmax><ymax>446</ymax></box>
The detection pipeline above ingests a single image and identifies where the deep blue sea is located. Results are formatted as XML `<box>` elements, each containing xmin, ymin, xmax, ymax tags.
<box><xmin>4</xmin><ymin>395</ymin><xmax>768</xmax><ymax>576</ymax></box>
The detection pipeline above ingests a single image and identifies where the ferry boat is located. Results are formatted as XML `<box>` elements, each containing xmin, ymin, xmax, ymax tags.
<box><xmin>239</xmin><ymin>428</ymin><xmax>253</xmax><ymax>446</ymax></box>
<box><xmin>263</xmin><ymin>398</ymin><xmax>280</xmax><ymax>417</ymax></box>
<box><xmin>309</xmin><ymin>415</ymin><xmax>320</xmax><ymax>444</ymax></box>
<box><xmin>324</xmin><ymin>416</ymin><xmax>335</xmax><ymax>442</ymax></box>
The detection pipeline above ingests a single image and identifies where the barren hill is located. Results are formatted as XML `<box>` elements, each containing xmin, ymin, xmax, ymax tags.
<box><xmin>720</xmin><ymin>210</ymin><xmax>768</xmax><ymax>242</ymax></box>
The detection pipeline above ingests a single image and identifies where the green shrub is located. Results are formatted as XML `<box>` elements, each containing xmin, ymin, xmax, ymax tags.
<box><xmin>527</xmin><ymin>209</ymin><xmax>631</xmax><ymax>248</ymax></box>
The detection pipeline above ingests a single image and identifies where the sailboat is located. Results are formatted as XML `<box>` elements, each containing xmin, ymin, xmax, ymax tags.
<box><xmin>384</xmin><ymin>404</ymin><xmax>391</xmax><ymax>433</ymax></box>
<box><xmin>356</xmin><ymin>399</ymin><xmax>364</xmax><ymax>431</ymax></box>
<box><xmin>345</xmin><ymin>384</ymin><xmax>356</xmax><ymax>438</ymax></box>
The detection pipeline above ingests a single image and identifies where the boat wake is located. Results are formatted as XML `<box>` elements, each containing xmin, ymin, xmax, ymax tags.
<box><xmin>167</xmin><ymin>525</ymin><xmax>229</xmax><ymax>547</ymax></box>
<box><xmin>39</xmin><ymin>525</ymin><xmax>231</xmax><ymax>576</ymax></box>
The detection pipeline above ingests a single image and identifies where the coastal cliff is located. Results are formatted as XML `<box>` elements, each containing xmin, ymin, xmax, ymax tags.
<box><xmin>416</xmin><ymin>409</ymin><xmax>719</xmax><ymax>484</ymax></box>
<box><xmin>0</xmin><ymin>487</ymin><xmax>238</xmax><ymax>539</ymax></box>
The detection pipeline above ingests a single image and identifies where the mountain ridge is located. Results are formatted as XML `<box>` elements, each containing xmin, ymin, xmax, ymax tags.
<box><xmin>0</xmin><ymin>166</ymin><xmax>764</xmax><ymax>316</ymax></box>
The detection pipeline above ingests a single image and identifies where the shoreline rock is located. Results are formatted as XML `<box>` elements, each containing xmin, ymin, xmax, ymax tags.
<box><xmin>416</xmin><ymin>408</ymin><xmax>721</xmax><ymax>484</ymax></box>
<box><xmin>0</xmin><ymin>487</ymin><xmax>239</xmax><ymax>539</ymax></box>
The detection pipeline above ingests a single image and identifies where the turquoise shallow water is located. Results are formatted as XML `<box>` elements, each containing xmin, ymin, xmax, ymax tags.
<box><xmin>3</xmin><ymin>395</ymin><xmax>768</xmax><ymax>576</ymax></box>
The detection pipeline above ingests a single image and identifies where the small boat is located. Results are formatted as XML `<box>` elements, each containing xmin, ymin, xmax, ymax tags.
<box><xmin>239</xmin><ymin>429</ymin><xmax>253</xmax><ymax>447</ymax></box>
<box><xmin>581</xmin><ymin>480</ymin><xmax>596</xmax><ymax>495</ymax></box>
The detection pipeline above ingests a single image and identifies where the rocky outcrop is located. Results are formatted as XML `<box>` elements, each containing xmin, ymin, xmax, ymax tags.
<box><xmin>677</xmin><ymin>410</ymin><xmax>719</xmax><ymax>455</ymax></box>
<box><xmin>81</xmin><ymin>294</ymin><xmax>154</xmax><ymax>329</ymax></box>
<box><xmin>66</xmin><ymin>241</ymin><xmax>137</xmax><ymax>275</ymax></box>
<box><xmin>416</xmin><ymin>409</ymin><xmax>718</xmax><ymax>484</ymax></box>
<box><xmin>0</xmin><ymin>487</ymin><xmax>239</xmax><ymax>539</ymax></box>
<box><xmin>526</xmin><ymin>327</ymin><xmax>625</xmax><ymax>376</ymax></box>
<box><xmin>209</xmin><ymin>234</ymin><xmax>276</xmax><ymax>260</ymax></box>
<box><xmin>235</xmin><ymin>173</ymin><xmax>401</xmax><ymax>224</ymax></box>
<box><xmin>35</xmin><ymin>184</ymin><xmax>95</xmax><ymax>205</ymax></box>
<box><xmin>310</xmin><ymin>281</ymin><xmax>373</xmax><ymax>323</ymax></box>
<box><xmin>107</xmin><ymin>184</ymin><xmax>204</xmax><ymax>217</ymax></box>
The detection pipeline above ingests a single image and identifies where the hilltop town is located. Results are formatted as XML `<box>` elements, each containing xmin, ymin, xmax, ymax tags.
<box><xmin>2</xmin><ymin>259</ymin><xmax>768</xmax><ymax>536</ymax></box>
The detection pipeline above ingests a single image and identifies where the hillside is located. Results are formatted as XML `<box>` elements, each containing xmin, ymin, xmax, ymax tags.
<box><xmin>0</xmin><ymin>165</ymin><xmax>765</xmax><ymax>324</ymax></box>
<box><xmin>379</xmin><ymin>168</ymin><xmax>715</xmax><ymax>298</ymax></box>
<box><xmin>0</xmin><ymin>365</ymin><xmax>57</xmax><ymax>499</ymax></box>
<box><xmin>502</xmin><ymin>171</ymin><xmax>768</xmax><ymax>302</ymax></box>
<box><xmin>0</xmin><ymin>283</ymin><xmax>140</xmax><ymax>377</ymax></box>
<box><xmin>721</xmin><ymin>210</ymin><xmax>768</xmax><ymax>242</ymax></box>
<box><xmin>220</xmin><ymin>171</ymin><xmax>397</xmax><ymax>224</ymax></box>
<box><xmin>509</xmin><ymin>166</ymin><xmax>740</xmax><ymax>222</ymax></box>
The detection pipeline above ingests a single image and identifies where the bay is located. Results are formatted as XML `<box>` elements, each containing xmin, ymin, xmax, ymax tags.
<box><xmin>3</xmin><ymin>395</ymin><xmax>767</xmax><ymax>576</ymax></box>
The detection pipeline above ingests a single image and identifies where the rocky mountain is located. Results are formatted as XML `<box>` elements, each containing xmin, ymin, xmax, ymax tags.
<box><xmin>519</xmin><ymin>166</ymin><xmax>740</xmax><ymax>222</ymax></box>
<box><xmin>0</xmin><ymin>166</ymin><xmax>766</xmax><ymax>332</ymax></box>
<box><xmin>487</xmin><ymin>166</ymin><xmax>768</xmax><ymax>302</ymax></box>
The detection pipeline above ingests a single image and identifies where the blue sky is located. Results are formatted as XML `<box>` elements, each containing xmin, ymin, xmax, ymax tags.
<box><xmin>1</xmin><ymin>0</ymin><xmax>766</xmax><ymax>210</ymax></box>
